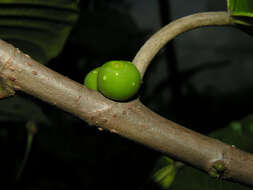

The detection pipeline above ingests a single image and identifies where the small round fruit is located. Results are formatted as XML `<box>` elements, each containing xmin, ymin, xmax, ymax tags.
<box><xmin>84</xmin><ymin>67</ymin><xmax>100</xmax><ymax>91</ymax></box>
<box><xmin>98</xmin><ymin>60</ymin><xmax>141</xmax><ymax>101</ymax></box>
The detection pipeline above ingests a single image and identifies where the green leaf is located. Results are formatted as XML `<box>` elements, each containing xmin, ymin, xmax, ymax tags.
<box><xmin>227</xmin><ymin>0</ymin><xmax>253</xmax><ymax>26</ymax></box>
<box><xmin>228</xmin><ymin>0</ymin><xmax>253</xmax><ymax>18</ymax></box>
<box><xmin>209</xmin><ymin>115</ymin><xmax>253</xmax><ymax>153</ymax></box>
<box><xmin>170</xmin><ymin>165</ymin><xmax>251</xmax><ymax>190</ymax></box>
<box><xmin>164</xmin><ymin>115</ymin><xmax>253</xmax><ymax>190</ymax></box>
<box><xmin>0</xmin><ymin>0</ymin><xmax>79</xmax><ymax>63</ymax></box>
<box><xmin>151</xmin><ymin>156</ymin><xmax>176</xmax><ymax>189</ymax></box>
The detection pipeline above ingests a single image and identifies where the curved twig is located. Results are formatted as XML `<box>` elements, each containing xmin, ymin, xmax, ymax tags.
<box><xmin>133</xmin><ymin>11</ymin><xmax>232</xmax><ymax>77</ymax></box>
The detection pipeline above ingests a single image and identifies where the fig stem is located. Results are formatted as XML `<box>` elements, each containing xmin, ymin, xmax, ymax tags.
<box><xmin>132</xmin><ymin>11</ymin><xmax>232</xmax><ymax>78</ymax></box>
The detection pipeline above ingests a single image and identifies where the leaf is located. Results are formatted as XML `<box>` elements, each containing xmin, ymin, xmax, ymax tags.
<box><xmin>16</xmin><ymin>120</ymin><xmax>38</xmax><ymax>180</ymax></box>
<box><xmin>170</xmin><ymin>165</ymin><xmax>251</xmax><ymax>190</ymax></box>
<box><xmin>151</xmin><ymin>156</ymin><xmax>176</xmax><ymax>189</ymax></box>
<box><xmin>227</xmin><ymin>0</ymin><xmax>253</xmax><ymax>18</ymax></box>
<box><xmin>209</xmin><ymin>116</ymin><xmax>253</xmax><ymax>153</ymax></box>
<box><xmin>227</xmin><ymin>0</ymin><xmax>253</xmax><ymax>35</ymax></box>
<box><xmin>0</xmin><ymin>0</ymin><xmax>79</xmax><ymax>63</ymax></box>
<box><xmin>163</xmin><ymin>116</ymin><xmax>253</xmax><ymax>190</ymax></box>
<box><xmin>0</xmin><ymin>96</ymin><xmax>50</xmax><ymax>125</ymax></box>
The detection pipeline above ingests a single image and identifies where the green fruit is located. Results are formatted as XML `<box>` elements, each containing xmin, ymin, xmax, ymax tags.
<box><xmin>97</xmin><ymin>60</ymin><xmax>141</xmax><ymax>101</ymax></box>
<box><xmin>84</xmin><ymin>67</ymin><xmax>100</xmax><ymax>91</ymax></box>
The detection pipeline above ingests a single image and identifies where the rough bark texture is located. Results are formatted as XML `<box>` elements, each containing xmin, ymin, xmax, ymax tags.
<box><xmin>0</xmin><ymin>12</ymin><xmax>252</xmax><ymax>186</ymax></box>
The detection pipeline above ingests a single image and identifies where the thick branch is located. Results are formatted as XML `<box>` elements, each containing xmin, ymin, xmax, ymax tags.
<box><xmin>133</xmin><ymin>11</ymin><xmax>232</xmax><ymax>77</ymax></box>
<box><xmin>0</xmin><ymin>12</ymin><xmax>252</xmax><ymax>186</ymax></box>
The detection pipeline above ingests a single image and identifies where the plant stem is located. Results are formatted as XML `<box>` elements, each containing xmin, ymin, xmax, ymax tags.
<box><xmin>133</xmin><ymin>11</ymin><xmax>232</xmax><ymax>77</ymax></box>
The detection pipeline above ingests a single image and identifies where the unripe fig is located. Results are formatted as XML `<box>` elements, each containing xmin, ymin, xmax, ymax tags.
<box><xmin>84</xmin><ymin>67</ymin><xmax>100</xmax><ymax>91</ymax></box>
<box><xmin>97</xmin><ymin>60</ymin><xmax>141</xmax><ymax>101</ymax></box>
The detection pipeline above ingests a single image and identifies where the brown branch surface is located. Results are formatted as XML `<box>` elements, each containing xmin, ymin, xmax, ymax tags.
<box><xmin>0</xmin><ymin>12</ymin><xmax>252</xmax><ymax>186</ymax></box>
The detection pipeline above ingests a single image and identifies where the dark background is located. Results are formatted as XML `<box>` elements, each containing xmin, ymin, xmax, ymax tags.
<box><xmin>1</xmin><ymin>0</ymin><xmax>253</xmax><ymax>189</ymax></box>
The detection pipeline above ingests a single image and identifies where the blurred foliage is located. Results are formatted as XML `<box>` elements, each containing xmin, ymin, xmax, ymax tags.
<box><xmin>0</xmin><ymin>1</ymin><xmax>155</xmax><ymax>190</ymax></box>
<box><xmin>0</xmin><ymin>96</ymin><xmax>50</xmax><ymax>125</ymax></box>
<box><xmin>227</xmin><ymin>0</ymin><xmax>253</xmax><ymax>35</ymax></box>
<box><xmin>228</xmin><ymin>0</ymin><xmax>253</xmax><ymax>18</ymax></box>
<box><xmin>16</xmin><ymin>121</ymin><xmax>38</xmax><ymax>180</ymax></box>
<box><xmin>149</xmin><ymin>115</ymin><xmax>253</xmax><ymax>190</ymax></box>
<box><xmin>151</xmin><ymin>156</ymin><xmax>176</xmax><ymax>189</ymax></box>
<box><xmin>209</xmin><ymin>115</ymin><xmax>253</xmax><ymax>153</ymax></box>
<box><xmin>0</xmin><ymin>0</ymin><xmax>79</xmax><ymax>63</ymax></box>
<box><xmin>170</xmin><ymin>164</ymin><xmax>252</xmax><ymax>190</ymax></box>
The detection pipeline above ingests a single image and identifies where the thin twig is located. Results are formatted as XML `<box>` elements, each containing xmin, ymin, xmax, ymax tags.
<box><xmin>133</xmin><ymin>11</ymin><xmax>232</xmax><ymax>77</ymax></box>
